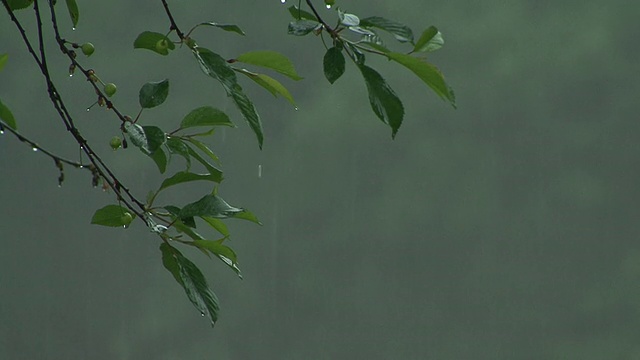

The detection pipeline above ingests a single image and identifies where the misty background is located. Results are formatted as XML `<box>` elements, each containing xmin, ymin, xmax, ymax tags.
<box><xmin>1</xmin><ymin>0</ymin><xmax>639</xmax><ymax>358</ymax></box>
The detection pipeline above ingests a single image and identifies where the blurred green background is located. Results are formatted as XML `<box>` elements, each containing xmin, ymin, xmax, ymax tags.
<box><xmin>2</xmin><ymin>0</ymin><xmax>640</xmax><ymax>359</ymax></box>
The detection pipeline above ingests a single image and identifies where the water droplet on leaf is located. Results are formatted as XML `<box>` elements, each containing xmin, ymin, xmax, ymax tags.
<box><xmin>326</xmin><ymin>4</ymin><xmax>331</xmax><ymax>8</ymax></box>
<box><xmin>32</xmin><ymin>147</ymin><xmax>38</xmax><ymax>152</ymax></box>
<box><xmin>258</xmin><ymin>164</ymin><xmax>262</xmax><ymax>178</ymax></box>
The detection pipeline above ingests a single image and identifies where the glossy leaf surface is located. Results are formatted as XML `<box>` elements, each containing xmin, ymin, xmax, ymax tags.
<box><xmin>358</xmin><ymin>64</ymin><xmax>404</xmax><ymax>138</ymax></box>
<box><xmin>139</xmin><ymin>79</ymin><xmax>169</xmax><ymax>109</ymax></box>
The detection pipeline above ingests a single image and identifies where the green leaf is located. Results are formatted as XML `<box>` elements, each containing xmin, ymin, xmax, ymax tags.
<box><xmin>0</xmin><ymin>54</ymin><xmax>8</xmax><ymax>72</ymax></box>
<box><xmin>386</xmin><ymin>52</ymin><xmax>455</xmax><ymax>107</ymax></box>
<box><xmin>124</xmin><ymin>123</ymin><xmax>166</xmax><ymax>155</ymax></box>
<box><xmin>359</xmin><ymin>41</ymin><xmax>390</xmax><ymax>54</ymax></box>
<box><xmin>180</xmin><ymin>194</ymin><xmax>252</xmax><ymax>221</ymax></box>
<box><xmin>7</xmin><ymin>0</ymin><xmax>33</xmax><ymax>11</ymax></box>
<box><xmin>180</xmin><ymin>106</ymin><xmax>234</xmax><ymax>129</ymax></box>
<box><xmin>166</xmin><ymin>137</ymin><xmax>191</xmax><ymax>170</ymax></box>
<box><xmin>0</xmin><ymin>98</ymin><xmax>17</xmax><ymax>130</ymax></box>
<box><xmin>159</xmin><ymin>171</ymin><xmax>222</xmax><ymax>192</ymax></box>
<box><xmin>194</xmin><ymin>47</ymin><xmax>264</xmax><ymax>148</ymax></box>
<box><xmin>360</xmin><ymin>16</ymin><xmax>414</xmax><ymax>43</ymax></box>
<box><xmin>230</xmin><ymin>89</ymin><xmax>263</xmax><ymax>148</ymax></box>
<box><xmin>65</xmin><ymin>0</ymin><xmax>79</xmax><ymax>28</ymax></box>
<box><xmin>90</xmin><ymin>205</ymin><xmax>135</xmax><ymax>227</ymax></box>
<box><xmin>192</xmin><ymin>240</ymin><xmax>242</xmax><ymax>278</ymax></box>
<box><xmin>133</xmin><ymin>31</ymin><xmax>176</xmax><ymax>55</ymax></box>
<box><xmin>358</xmin><ymin>64</ymin><xmax>404</xmax><ymax>138</ymax></box>
<box><xmin>233</xmin><ymin>209</ymin><xmax>262</xmax><ymax>225</ymax></box>
<box><xmin>139</xmin><ymin>79</ymin><xmax>169</xmax><ymax>109</ymax></box>
<box><xmin>160</xmin><ymin>243</ymin><xmax>220</xmax><ymax>326</ymax></box>
<box><xmin>186</xmin><ymin>145</ymin><xmax>223</xmax><ymax>180</ymax></box>
<box><xmin>202</xmin><ymin>217</ymin><xmax>230</xmax><ymax>237</ymax></box>
<box><xmin>412</xmin><ymin>26</ymin><xmax>444</xmax><ymax>53</ymax></box>
<box><xmin>196</xmin><ymin>22</ymin><xmax>245</xmax><ymax>36</ymax></box>
<box><xmin>323</xmin><ymin>46</ymin><xmax>345</xmax><ymax>84</ymax></box>
<box><xmin>287</xmin><ymin>5</ymin><xmax>317</xmax><ymax>21</ymax></box>
<box><xmin>236</xmin><ymin>69</ymin><xmax>296</xmax><ymax>106</ymax></box>
<box><xmin>288</xmin><ymin>20</ymin><xmax>320</xmax><ymax>36</ymax></box>
<box><xmin>344</xmin><ymin>43</ymin><xmax>366</xmax><ymax>65</ymax></box>
<box><xmin>235</xmin><ymin>51</ymin><xmax>303</xmax><ymax>81</ymax></box>
<box><xmin>185</xmin><ymin>137</ymin><xmax>220</xmax><ymax>165</ymax></box>
<box><xmin>150</xmin><ymin>147</ymin><xmax>167</xmax><ymax>174</ymax></box>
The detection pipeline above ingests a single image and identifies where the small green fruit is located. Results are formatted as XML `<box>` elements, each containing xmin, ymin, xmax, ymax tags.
<box><xmin>120</xmin><ymin>212</ymin><xmax>133</xmax><ymax>226</ymax></box>
<box><xmin>81</xmin><ymin>42</ymin><xmax>95</xmax><ymax>56</ymax></box>
<box><xmin>109</xmin><ymin>136</ymin><xmax>122</xmax><ymax>150</ymax></box>
<box><xmin>104</xmin><ymin>83</ymin><xmax>117</xmax><ymax>97</ymax></box>
<box><xmin>155</xmin><ymin>39</ymin><xmax>169</xmax><ymax>53</ymax></box>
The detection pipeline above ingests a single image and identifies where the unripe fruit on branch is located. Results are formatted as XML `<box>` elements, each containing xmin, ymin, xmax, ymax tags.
<box><xmin>155</xmin><ymin>39</ymin><xmax>169</xmax><ymax>52</ymax></box>
<box><xmin>110</xmin><ymin>136</ymin><xmax>122</xmax><ymax>150</ymax></box>
<box><xmin>81</xmin><ymin>42</ymin><xmax>95</xmax><ymax>56</ymax></box>
<box><xmin>104</xmin><ymin>83</ymin><xmax>117</xmax><ymax>97</ymax></box>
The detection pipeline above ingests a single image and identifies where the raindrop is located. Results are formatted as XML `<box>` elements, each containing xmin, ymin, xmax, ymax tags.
<box><xmin>86</xmin><ymin>108</ymin><xmax>91</xmax><ymax>112</ymax></box>
<box><xmin>280</xmin><ymin>0</ymin><xmax>286</xmax><ymax>3</ymax></box>
<box><xmin>32</xmin><ymin>147</ymin><xmax>38</xmax><ymax>152</ymax></box>
<box><xmin>69</xmin><ymin>73</ymin><xmax>73</xmax><ymax>77</ymax></box>
<box><xmin>79</xmin><ymin>165</ymin><xmax>84</xmax><ymax>169</ymax></box>
<box><xmin>326</xmin><ymin>4</ymin><xmax>331</xmax><ymax>8</ymax></box>
<box><xmin>294</xmin><ymin>106</ymin><xmax>299</xmax><ymax>111</ymax></box>
<box><xmin>0</xmin><ymin>130</ymin><xmax>4</xmax><ymax>135</ymax></box>
<box><xmin>258</xmin><ymin>164</ymin><xmax>262</xmax><ymax>178</ymax></box>
<box><xmin>200</xmin><ymin>312</ymin><xmax>206</xmax><ymax>317</ymax></box>
<box><xmin>72</xmin><ymin>27</ymin><xmax>76</xmax><ymax>31</ymax></box>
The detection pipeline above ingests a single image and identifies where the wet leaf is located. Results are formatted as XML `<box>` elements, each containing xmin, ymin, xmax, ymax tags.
<box><xmin>323</xmin><ymin>46</ymin><xmax>345</xmax><ymax>84</ymax></box>
<box><xmin>90</xmin><ymin>205</ymin><xmax>135</xmax><ymax>227</ymax></box>
<box><xmin>236</xmin><ymin>69</ymin><xmax>296</xmax><ymax>106</ymax></box>
<box><xmin>360</xmin><ymin>16</ymin><xmax>414</xmax><ymax>43</ymax></box>
<box><xmin>413</xmin><ymin>26</ymin><xmax>444</xmax><ymax>53</ymax></box>
<box><xmin>0</xmin><ymin>98</ymin><xmax>17</xmax><ymax>130</ymax></box>
<box><xmin>160</xmin><ymin>243</ymin><xmax>220</xmax><ymax>326</ymax></box>
<box><xmin>7</xmin><ymin>0</ymin><xmax>33</xmax><ymax>11</ymax></box>
<box><xmin>387</xmin><ymin>52</ymin><xmax>455</xmax><ymax>107</ymax></box>
<box><xmin>288</xmin><ymin>20</ymin><xmax>320</xmax><ymax>36</ymax></box>
<box><xmin>139</xmin><ymin>79</ymin><xmax>169</xmax><ymax>109</ymax></box>
<box><xmin>236</xmin><ymin>50</ymin><xmax>303</xmax><ymax>81</ymax></box>
<box><xmin>0</xmin><ymin>54</ymin><xmax>8</xmax><ymax>72</ymax></box>
<box><xmin>65</xmin><ymin>0</ymin><xmax>79</xmax><ymax>28</ymax></box>
<box><xmin>358</xmin><ymin>64</ymin><xmax>404</xmax><ymax>138</ymax></box>
<box><xmin>180</xmin><ymin>106</ymin><xmax>234</xmax><ymax>129</ymax></box>
<box><xmin>159</xmin><ymin>171</ymin><xmax>222</xmax><ymax>192</ymax></box>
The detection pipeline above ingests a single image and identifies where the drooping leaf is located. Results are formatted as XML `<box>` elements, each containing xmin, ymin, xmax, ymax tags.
<box><xmin>139</xmin><ymin>79</ymin><xmax>169</xmax><ymax>109</ymax></box>
<box><xmin>192</xmin><ymin>240</ymin><xmax>242</xmax><ymax>278</ymax></box>
<box><xmin>143</xmin><ymin>126</ymin><xmax>167</xmax><ymax>153</ymax></box>
<box><xmin>0</xmin><ymin>54</ymin><xmax>8</xmax><ymax>72</ymax></box>
<box><xmin>166</xmin><ymin>137</ymin><xmax>191</xmax><ymax>170</ymax></box>
<box><xmin>0</xmin><ymin>98</ymin><xmax>17</xmax><ymax>130</ymax></box>
<box><xmin>323</xmin><ymin>46</ymin><xmax>345</xmax><ymax>84</ymax></box>
<box><xmin>64</xmin><ymin>0</ymin><xmax>79</xmax><ymax>28</ymax></box>
<box><xmin>90</xmin><ymin>205</ymin><xmax>135</xmax><ymax>227</ymax></box>
<box><xmin>193</xmin><ymin>47</ymin><xmax>264</xmax><ymax>148</ymax></box>
<box><xmin>185</xmin><ymin>138</ymin><xmax>220</xmax><ymax>165</ymax></box>
<box><xmin>159</xmin><ymin>171</ymin><xmax>222</xmax><ymax>192</ymax></box>
<box><xmin>236</xmin><ymin>69</ymin><xmax>296</xmax><ymax>106</ymax></box>
<box><xmin>180</xmin><ymin>106</ymin><xmax>234</xmax><ymax>129</ymax></box>
<box><xmin>233</xmin><ymin>209</ymin><xmax>262</xmax><ymax>225</ymax></box>
<box><xmin>358</xmin><ymin>64</ymin><xmax>404</xmax><ymax>138</ymax></box>
<box><xmin>235</xmin><ymin>50</ymin><xmax>303</xmax><ymax>81</ymax></box>
<box><xmin>344</xmin><ymin>43</ymin><xmax>365</xmax><ymax>65</ymax></box>
<box><xmin>412</xmin><ymin>26</ymin><xmax>444</xmax><ymax>53</ymax></box>
<box><xmin>160</xmin><ymin>243</ymin><xmax>220</xmax><ymax>326</ymax></box>
<box><xmin>360</xmin><ymin>16</ymin><xmax>414</xmax><ymax>44</ymax></box>
<box><xmin>7</xmin><ymin>0</ymin><xmax>34</xmax><ymax>11</ymax></box>
<box><xmin>133</xmin><ymin>31</ymin><xmax>176</xmax><ymax>55</ymax></box>
<box><xmin>196</xmin><ymin>22</ymin><xmax>245</xmax><ymax>36</ymax></box>
<box><xmin>202</xmin><ymin>217</ymin><xmax>230</xmax><ymax>237</ymax></box>
<box><xmin>230</xmin><ymin>89</ymin><xmax>263</xmax><ymax>148</ymax></box>
<box><xmin>386</xmin><ymin>52</ymin><xmax>455</xmax><ymax>107</ymax></box>
<box><xmin>288</xmin><ymin>20</ymin><xmax>320</xmax><ymax>36</ymax></box>
<box><xmin>150</xmin><ymin>146</ymin><xmax>167</xmax><ymax>174</ymax></box>
<box><xmin>186</xmin><ymin>145</ymin><xmax>223</xmax><ymax>179</ymax></box>
<box><xmin>287</xmin><ymin>5</ymin><xmax>317</xmax><ymax>21</ymax></box>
